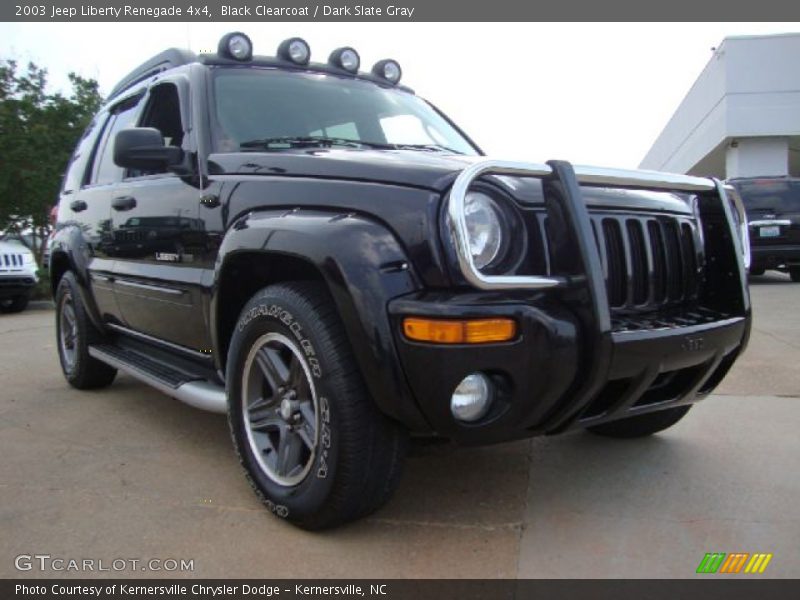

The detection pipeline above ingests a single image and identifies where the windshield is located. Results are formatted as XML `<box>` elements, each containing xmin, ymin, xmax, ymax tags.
<box><xmin>211</xmin><ymin>67</ymin><xmax>478</xmax><ymax>155</ymax></box>
<box><xmin>732</xmin><ymin>179</ymin><xmax>800</xmax><ymax>213</ymax></box>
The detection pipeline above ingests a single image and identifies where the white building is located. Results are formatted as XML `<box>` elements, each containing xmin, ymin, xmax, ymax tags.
<box><xmin>640</xmin><ymin>33</ymin><xmax>800</xmax><ymax>179</ymax></box>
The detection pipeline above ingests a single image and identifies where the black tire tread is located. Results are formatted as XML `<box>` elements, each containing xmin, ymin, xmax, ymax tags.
<box><xmin>229</xmin><ymin>281</ymin><xmax>407</xmax><ymax>530</ymax></box>
<box><xmin>56</xmin><ymin>272</ymin><xmax>117</xmax><ymax>390</ymax></box>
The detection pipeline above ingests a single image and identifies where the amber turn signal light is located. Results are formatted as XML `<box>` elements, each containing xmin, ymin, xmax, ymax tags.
<box><xmin>402</xmin><ymin>317</ymin><xmax>517</xmax><ymax>344</ymax></box>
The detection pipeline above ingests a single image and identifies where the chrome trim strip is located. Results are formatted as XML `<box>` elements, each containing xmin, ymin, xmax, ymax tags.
<box><xmin>448</xmin><ymin>160</ymin><xmax>565</xmax><ymax>290</ymax></box>
<box><xmin>448</xmin><ymin>159</ymin><xmax>716</xmax><ymax>290</ymax></box>
<box><xmin>114</xmin><ymin>278</ymin><xmax>186</xmax><ymax>295</ymax></box>
<box><xmin>573</xmin><ymin>165</ymin><xmax>715</xmax><ymax>192</ymax></box>
<box><xmin>106</xmin><ymin>322</ymin><xmax>212</xmax><ymax>363</ymax></box>
<box><xmin>88</xmin><ymin>346</ymin><xmax>227</xmax><ymax>413</ymax></box>
<box><xmin>718</xmin><ymin>181</ymin><xmax>752</xmax><ymax>270</ymax></box>
<box><xmin>748</xmin><ymin>219</ymin><xmax>791</xmax><ymax>227</ymax></box>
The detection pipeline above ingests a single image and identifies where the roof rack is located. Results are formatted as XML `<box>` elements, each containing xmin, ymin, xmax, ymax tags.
<box><xmin>108</xmin><ymin>48</ymin><xmax>197</xmax><ymax>101</ymax></box>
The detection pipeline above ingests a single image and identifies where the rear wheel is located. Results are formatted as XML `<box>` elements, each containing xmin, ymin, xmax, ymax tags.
<box><xmin>227</xmin><ymin>282</ymin><xmax>408</xmax><ymax>530</ymax></box>
<box><xmin>55</xmin><ymin>272</ymin><xmax>117</xmax><ymax>389</ymax></box>
<box><xmin>0</xmin><ymin>295</ymin><xmax>29</xmax><ymax>313</ymax></box>
<box><xmin>748</xmin><ymin>266</ymin><xmax>765</xmax><ymax>276</ymax></box>
<box><xmin>587</xmin><ymin>405</ymin><xmax>692</xmax><ymax>439</ymax></box>
<box><xmin>790</xmin><ymin>267</ymin><xmax>800</xmax><ymax>282</ymax></box>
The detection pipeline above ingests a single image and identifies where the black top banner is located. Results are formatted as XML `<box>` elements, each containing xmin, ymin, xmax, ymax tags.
<box><xmin>2</xmin><ymin>0</ymin><xmax>800</xmax><ymax>21</ymax></box>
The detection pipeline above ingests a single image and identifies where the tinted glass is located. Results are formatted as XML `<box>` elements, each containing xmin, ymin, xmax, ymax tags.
<box><xmin>212</xmin><ymin>68</ymin><xmax>477</xmax><ymax>155</ymax></box>
<box><xmin>91</xmin><ymin>104</ymin><xmax>140</xmax><ymax>185</ymax></box>
<box><xmin>61</xmin><ymin>114</ymin><xmax>109</xmax><ymax>193</ymax></box>
<box><xmin>732</xmin><ymin>179</ymin><xmax>800</xmax><ymax>213</ymax></box>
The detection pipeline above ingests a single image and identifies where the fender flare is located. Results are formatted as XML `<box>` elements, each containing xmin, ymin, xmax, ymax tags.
<box><xmin>49</xmin><ymin>224</ymin><xmax>106</xmax><ymax>331</ymax></box>
<box><xmin>212</xmin><ymin>208</ymin><xmax>432</xmax><ymax>432</ymax></box>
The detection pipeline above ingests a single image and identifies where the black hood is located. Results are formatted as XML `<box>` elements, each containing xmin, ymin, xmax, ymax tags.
<box><xmin>207</xmin><ymin>149</ymin><xmax>693</xmax><ymax>215</ymax></box>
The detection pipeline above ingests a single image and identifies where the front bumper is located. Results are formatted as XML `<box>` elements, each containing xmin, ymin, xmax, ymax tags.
<box><xmin>390</xmin><ymin>294</ymin><xmax>747</xmax><ymax>444</ymax></box>
<box><xmin>0</xmin><ymin>275</ymin><xmax>37</xmax><ymax>299</ymax></box>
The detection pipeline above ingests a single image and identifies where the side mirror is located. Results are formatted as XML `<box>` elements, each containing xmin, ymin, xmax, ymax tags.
<box><xmin>113</xmin><ymin>127</ymin><xmax>183</xmax><ymax>170</ymax></box>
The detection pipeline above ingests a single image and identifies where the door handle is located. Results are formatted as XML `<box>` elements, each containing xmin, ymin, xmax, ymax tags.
<box><xmin>69</xmin><ymin>200</ymin><xmax>87</xmax><ymax>212</ymax></box>
<box><xmin>112</xmin><ymin>196</ymin><xmax>137</xmax><ymax>211</ymax></box>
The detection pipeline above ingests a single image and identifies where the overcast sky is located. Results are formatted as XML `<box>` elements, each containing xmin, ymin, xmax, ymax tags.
<box><xmin>1</xmin><ymin>22</ymin><xmax>797</xmax><ymax>168</ymax></box>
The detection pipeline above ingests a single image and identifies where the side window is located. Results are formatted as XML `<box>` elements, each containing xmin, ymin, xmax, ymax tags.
<box><xmin>134</xmin><ymin>83</ymin><xmax>185</xmax><ymax>175</ymax></box>
<box><xmin>61</xmin><ymin>114</ymin><xmax>108</xmax><ymax>194</ymax></box>
<box><xmin>90</xmin><ymin>102</ymin><xmax>140</xmax><ymax>186</ymax></box>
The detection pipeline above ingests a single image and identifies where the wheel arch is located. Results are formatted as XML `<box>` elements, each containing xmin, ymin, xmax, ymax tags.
<box><xmin>212</xmin><ymin>209</ymin><xmax>432</xmax><ymax>432</ymax></box>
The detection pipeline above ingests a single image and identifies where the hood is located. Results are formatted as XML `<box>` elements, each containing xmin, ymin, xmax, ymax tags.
<box><xmin>207</xmin><ymin>149</ymin><xmax>693</xmax><ymax>215</ymax></box>
<box><xmin>0</xmin><ymin>240</ymin><xmax>34</xmax><ymax>255</ymax></box>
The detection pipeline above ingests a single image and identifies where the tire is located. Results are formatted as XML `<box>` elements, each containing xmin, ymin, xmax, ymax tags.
<box><xmin>586</xmin><ymin>405</ymin><xmax>692</xmax><ymax>439</ymax></box>
<box><xmin>55</xmin><ymin>271</ymin><xmax>117</xmax><ymax>389</ymax></box>
<box><xmin>227</xmin><ymin>282</ymin><xmax>408</xmax><ymax>530</ymax></box>
<box><xmin>748</xmin><ymin>266</ymin><xmax>765</xmax><ymax>277</ymax></box>
<box><xmin>790</xmin><ymin>267</ymin><xmax>800</xmax><ymax>282</ymax></box>
<box><xmin>0</xmin><ymin>295</ymin><xmax>29</xmax><ymax>313</ymax></box>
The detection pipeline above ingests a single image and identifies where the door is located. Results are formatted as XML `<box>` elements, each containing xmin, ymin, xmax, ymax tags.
<box><xmin>108</xmin><ymin>79</ymin><xmax>209</xmax><ymax>351</ymax></box>
<box><xmin>63</xmin><ymin>95</ymin><xmax>142</xmax><ymax>323</ymax></box>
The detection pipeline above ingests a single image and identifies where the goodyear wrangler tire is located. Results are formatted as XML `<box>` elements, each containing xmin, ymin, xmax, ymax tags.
<box><xmin>55</xmin><ymin>271</ymin><xmax>117</xmax><ymax>389</ymax></box>
<box><xmin>586</xmin><ymin>405</ymin><xmax>692</xmax><ymax>439</ymax></box>
<box><xmin>227</xmin><ymin>282</ymin><xmax>408</xmax><ymax>530</ymax></box>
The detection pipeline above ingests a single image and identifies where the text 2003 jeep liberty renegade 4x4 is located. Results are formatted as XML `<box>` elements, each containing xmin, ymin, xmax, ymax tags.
<box><xmin>51</xmin><ymin>33</ymin><xmax>751</xmax><ymax>529</ymax></box>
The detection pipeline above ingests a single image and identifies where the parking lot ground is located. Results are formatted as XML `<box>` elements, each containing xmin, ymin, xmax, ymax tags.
<box><xmin>0</xmin><ymin>273</ymin><xmax>798</xmax><ymax>579</ymax></box>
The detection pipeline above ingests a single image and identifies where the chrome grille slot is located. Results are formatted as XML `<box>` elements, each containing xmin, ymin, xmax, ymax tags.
<box><xmin>592</xmin><ymin>214</ymin><xmax>701</xmax><ymax>313</ymax></box>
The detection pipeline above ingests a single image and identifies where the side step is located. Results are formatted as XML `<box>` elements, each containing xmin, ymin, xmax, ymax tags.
<box><xmin>88</xmin><ymin>344</ymin><xmax>227</xmax><ymax>414</ymax></box>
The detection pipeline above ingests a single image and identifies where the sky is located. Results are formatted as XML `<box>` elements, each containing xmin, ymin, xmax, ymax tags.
<box><xmin>1</xmin><ymin>21</ymin><xmax>798</xmax><ymax>168</ymax></box>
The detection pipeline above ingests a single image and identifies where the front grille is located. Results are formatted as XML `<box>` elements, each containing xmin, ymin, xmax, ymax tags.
<box><xmin>0</xmin><ymin>253</ymin><xmax>25</xmax><ymax>272</ymax></box>
<box><xmin>591</xmin><ymin>214</ymin><xmax>702</xmax><ymax>313</ymax></box>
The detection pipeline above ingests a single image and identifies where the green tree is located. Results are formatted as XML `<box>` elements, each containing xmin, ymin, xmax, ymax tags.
<box><xmin>0</xmin><ymin>60</ymin><xmax>103</xmax><ymax>265</ymax></box>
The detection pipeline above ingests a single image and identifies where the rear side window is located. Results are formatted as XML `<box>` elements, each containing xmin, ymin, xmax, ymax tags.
<box><xmin>61</xmin><ymin>115</ymin><xmax>108</xmax><ymax>194</ymax></box>
<box><xmin>733</xmin><ymin>180</ymin><xmax>800</xmax><ymax>213</ymax></box>
<box><xmin>89</xmin><ymin>100</ymin><xmax>140</xmax><ymax>186</ymax></box>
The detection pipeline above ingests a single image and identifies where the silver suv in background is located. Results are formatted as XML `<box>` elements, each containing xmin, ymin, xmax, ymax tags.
<box><xmin>0</xmin><ymin>239</ymin><xmax>39</xmax><ymax>313</ymax></box>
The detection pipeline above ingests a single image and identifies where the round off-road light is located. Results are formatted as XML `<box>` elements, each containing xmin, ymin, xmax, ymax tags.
<box><xmin>219</xmin><ymin>32</ymin><xmax>253</xmax><ymax>61</ymax></box>
<box><xmin>451</xmin><ymin>373</ymin><xmax>493</xmax><ymax>422</ymax></box>
<box><xmin>372</xmin><ymin>59</ymin><xmax>402</xmax><ymax>84</ymax></box>
<box><xmin>329</xmin><ymin>47</ymin><xmax>360</xmax><ymax>73</ymax></box>
<box><xmin>277</xmin><ymin>37</ymin><xmax>311</xmax><ymax>65</ymax></box>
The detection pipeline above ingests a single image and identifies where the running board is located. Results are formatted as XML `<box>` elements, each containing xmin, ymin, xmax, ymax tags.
<box><xmin>88</xmin><ymin>344</ymin><xmax>227</xmax><ymax>414</ymax></box>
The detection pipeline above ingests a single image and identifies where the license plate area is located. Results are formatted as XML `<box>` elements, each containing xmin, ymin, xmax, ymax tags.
<box><xmin>760</xmin><ymin>226</ymin><xmax>780</xmax><ymax>238</ymax></box>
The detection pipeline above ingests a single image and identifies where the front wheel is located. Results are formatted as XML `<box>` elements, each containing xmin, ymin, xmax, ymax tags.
<box><xmin>586</xmin><ymin>405</ymin><xmax>692</xmax><ymax>439</ymax></box>
<box><xmin>0</xmin><ymin>295</ymin><xmax>29</xmax><ymax>313</ymax></box>
<box><xmin>790</xmin><ymin>267</ymin><xmax>800</xmax><ymax>282</ymax></box>
<box><xmin>227</xmin><ymin>282</ymin><xmax>408</xmax><ymax>530</ymax></box>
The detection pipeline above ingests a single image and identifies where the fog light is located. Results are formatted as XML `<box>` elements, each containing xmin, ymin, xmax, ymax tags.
<box><xmin>329</xmin><ymin>47</ymin><xmax>360</xmax><ymax>73</ymax></box>
<box><xmin>451</xmin><ymin>373</ymin><xmax>493</xmax><ymax>422</ymax></box>
<box><xmin>372</xmin><ymin>59</ymin><xmax>402</xmax><ymax>84</ymax></box>
<box><xmin>277</xmin><ymin>37</ymin><xmax>311</xmax><ymax>65</ymax></box>
<box><xmin>218</xmin><ymin>32</ymin><xmax>253</xmax><ymax>61</ymax></box>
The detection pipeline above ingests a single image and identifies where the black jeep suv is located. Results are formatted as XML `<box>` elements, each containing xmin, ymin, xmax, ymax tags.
<box><xmin>728</xmin><ymin>177</ymin><xmax>800</xmax><ymax>281</ymax></box>
<box><xmin>51</xmin><ymin>33</ymin><xmax>751</xmax><ymax>529</ymax></box>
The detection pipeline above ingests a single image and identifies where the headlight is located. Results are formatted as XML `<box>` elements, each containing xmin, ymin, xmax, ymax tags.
<box><xmin>464</xmin><ymin>191</ymin><xmax>507</xmax><ymax>270</ymax></box>
<box><xmin>23</xmin><ymin>253</ymin><xmax>34</xmax><ymax>265</ymax></box>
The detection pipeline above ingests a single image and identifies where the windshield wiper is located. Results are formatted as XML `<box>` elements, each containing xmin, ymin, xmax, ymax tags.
<box><xmin>239</xmin><ymin>136</ymin><xmax>369</xmax><ymax>150</ymax></box>
<box><xmin>239</xmin><ymin>136</ymin><xmax>465</xmax><ymax>155</ymax></box>
<box><xmin>390</xmin><ymin>143</ymin><xmax>465</xmax><ymax>155</ymax></box>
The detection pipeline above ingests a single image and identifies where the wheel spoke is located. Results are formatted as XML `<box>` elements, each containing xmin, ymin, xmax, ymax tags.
<box><xmin>255</xmin><ymin>346</ymin><xmax>291</xmax><ymax>392</ymax></box>
<box><xmin>249</xmin><ymin>406</ymin><xmax>282</xmax><ymax>431</ymax></box>
<box><xmin>276</xmin><ymin>427</ymin><xmax>303</xmax><ymax>476</ymax></box>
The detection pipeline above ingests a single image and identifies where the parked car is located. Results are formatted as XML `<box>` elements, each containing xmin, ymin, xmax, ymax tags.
<box><xmin>49</xmin><ymin>33</ymin><xmax>752</xmax><ymax>529</ymax></box>
<box><xmin>0</xmin><ymin>239</ymin><xmax>38</xmax><ymax>313</ymax></box>
<box><xmin>728</xmin><ymin>177</ymin><xmax>800</xmax><ymax>281</ymax></box>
